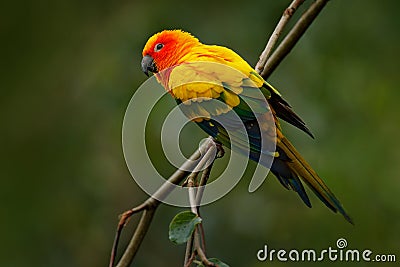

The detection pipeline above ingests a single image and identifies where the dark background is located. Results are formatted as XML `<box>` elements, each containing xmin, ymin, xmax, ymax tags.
<box><xmin>1</xmin><ymin>1</ymin><xmax>399</xmax><ymax>266</ymax></box>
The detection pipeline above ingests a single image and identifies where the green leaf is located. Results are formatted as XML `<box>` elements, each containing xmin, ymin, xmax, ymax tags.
<box><xmin>197</xmin><ymin>258</ymin><xmax>230</xmax><ymax>267</ymax></box>
<box><xmin>169</xmin><ymin>211</ymin><xmax>202</xmax><ymax>244</ymax></box>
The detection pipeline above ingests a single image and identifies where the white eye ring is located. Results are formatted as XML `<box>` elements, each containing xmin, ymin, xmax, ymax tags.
<box><xmin>154</xmin><ymin>43</ymin><xmax>164</xmax><ymax>52</ymax></box>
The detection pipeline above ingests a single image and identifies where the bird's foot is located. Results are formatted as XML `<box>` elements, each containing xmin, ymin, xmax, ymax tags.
<box><xmin>212</xmin><ymin>139</ymin><xmax>225</xmax><ymax>158</ymax></box>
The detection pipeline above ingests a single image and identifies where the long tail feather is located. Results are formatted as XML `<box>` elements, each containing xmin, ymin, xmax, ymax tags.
<box><xmin>276</xmin><ymin>129</ymin><xmax>354</xmax><ymax>224</ymax></box>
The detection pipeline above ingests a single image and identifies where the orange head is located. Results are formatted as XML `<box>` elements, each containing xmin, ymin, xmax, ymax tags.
<box><xmin>141</xmin><ymin>30</ymin><xmax>200</xmax><ymax>76</ymax></box>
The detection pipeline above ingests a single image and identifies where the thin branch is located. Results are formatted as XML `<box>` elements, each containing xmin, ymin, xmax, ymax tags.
<box><xmin>261</xmin><ymin>0</ymin><xmax>330</xmax><ymax>79</ymax></box>
<box><xmin>111</xmin><ymin>138</ymin><xmax>216</xmax><ymax>267</ymax></box>
<box><xmin>197</xmin><ymin>217</ymin><xmax>207</xmax><ymax>253</ymax></box>
<box><xmin>195</xmin><ymin>162</ymin><xmax>214</xmax><ymax>253</ymax></box>
<box><xmin>184</xmin><ymin>234</ymin><xmax>194</xmax><ymax>267</ymax></box>
<box><xmin>255</xmin><ymin>0</ymin><xmax>306</xmax><ymax>73</ymax></box>
<box><xmin>184</xmin><ymin>249</ymin><xmax>196</xmax><ymax>267</ymax></box>
<box><xmin>188</xmin><ymin>176</ymin><xmax>199</xmax><ymax>214</ymax></box>
<box><xmin>183</xmin><ymin>175</ymin><xmax>200</xmax><ymax>266</ymax></box>
<box><xmin>184</xmin><ymin>159</ymin><xmax>217</xmax><ymax>266</ymax></box>
<box><xmin>195</xmin><ymin>161</ymin><xmax>214</xmax><ymax>207</ymax></box>
<box><xmin>115</xmin><ymin>208</ymin><xmax>157</xmax><ymax>267</ymax></box>
<box><xmin>183</xmin><ymin>152</ymin><xmax>217</xmax><ymax>266</ymax></box>
<box><xmin>194</xmin><ymin>230</ymin><xmax>216</xmax><ymax>267</ymax></box>
<box><xmin>110</xmin><ymin>203</ymin><xmax>148</xmax><ymax>267</ymax></box>
<box><xmin>185</xmin><ymin>176</ymin><xmax>200</xmax><ymax>267</ymax></box>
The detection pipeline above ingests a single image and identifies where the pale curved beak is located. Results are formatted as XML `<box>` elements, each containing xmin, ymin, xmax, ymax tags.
<box><xmin>141</xmin><ymin>55</ymin><xmax>157</xmax><ymax>76</ymax></box>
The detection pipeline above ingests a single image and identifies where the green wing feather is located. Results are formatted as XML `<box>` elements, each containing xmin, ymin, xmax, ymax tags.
<box><xmin>171</xmin><ymin>61</ymin><xmax>352</xmax><ymax>224</ymax></box>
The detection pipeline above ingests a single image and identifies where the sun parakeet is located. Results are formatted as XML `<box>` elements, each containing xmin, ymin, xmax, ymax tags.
<box><xmin>141</xmin><ymin>29</ymin><xmax>352</xmax><ymax>224</ymax></box>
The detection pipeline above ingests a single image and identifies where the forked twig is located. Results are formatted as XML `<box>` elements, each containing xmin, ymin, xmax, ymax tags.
<box><xmin>115</xmin><ymin>207</ymin><xmax>157</xmax><ymax>267</ymax></box>
<box><xmin>110</xmin><ymin>203</ymin><xmax>148</xmax><ymax>267</ymax></box>
<box><xmin>261</xmin><ymin>0</ymin><xmax>330</xmax><ymax>79</ymax></box>
<box><xmin>110</xmin><ymin>138</ymin><xmax>216</xmax><ymax>267</ymax></box>
<box><xmin>255</xmin><ymin>0</ymin><xmax>306</xmax><ymax>73</ymax></box>
<box><xmin>194</xmin><ymin>229</ymin><xmax>216</xmax><ymax>267</ymax></box>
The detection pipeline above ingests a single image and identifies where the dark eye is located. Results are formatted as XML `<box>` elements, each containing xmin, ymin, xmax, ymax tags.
<box><xmin>154</xmin><ymin>43</ymin><xmax>164</xmax><ymax>52</ymax></box>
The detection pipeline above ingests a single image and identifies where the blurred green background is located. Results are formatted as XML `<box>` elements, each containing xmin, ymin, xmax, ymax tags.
<box><xmin>1</xmin><ymin>0</ymin><xmax>399</xmax><ymax>266</ymax></box>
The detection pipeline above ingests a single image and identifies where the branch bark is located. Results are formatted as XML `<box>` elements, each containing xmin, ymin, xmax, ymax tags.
<box><xmin>260</xmin><ymin>0</ymin><xmax>330</xmax><ymax>79</ymax></box>
<box><xmin>255</xmin><ymin>0</ymin><xmax>306</xmax><ymax>73</ymax></box>
<box><xmin>110</xmin><ymin>138</ymin><xmax>216</xmax><ymax>267</ymax></box>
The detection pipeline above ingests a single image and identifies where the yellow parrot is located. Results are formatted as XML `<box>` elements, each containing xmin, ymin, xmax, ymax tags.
<box><xmin>141</xmin><ymin>30</ymin><xmax>352</xmax><ymax>224</ymax></box>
